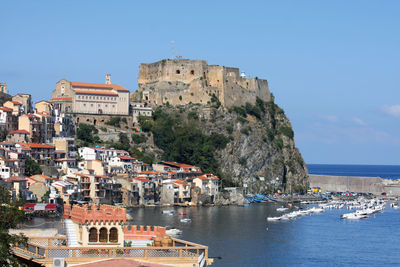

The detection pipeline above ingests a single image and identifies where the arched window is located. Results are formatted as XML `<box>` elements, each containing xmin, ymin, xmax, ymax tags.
<box><xmin>109</xmin><ymin>228</ymin><xmax>118</xmax><ymax>243</ymax></box>
<box><xmin>89</xmin><ymin>228</ymin><xmax>98</xmax><ymax>242</ymax></box>
<box><xmin>99</xmin><ymin>228</ymin><xmax>108</xmax><ymax>242</ymax></box>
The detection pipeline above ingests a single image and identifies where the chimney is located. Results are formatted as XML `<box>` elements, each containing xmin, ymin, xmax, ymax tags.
<box><xmin>105</xmin><ymin>74</ymin><xmax>111</xmax><ymax>85</ymax></box>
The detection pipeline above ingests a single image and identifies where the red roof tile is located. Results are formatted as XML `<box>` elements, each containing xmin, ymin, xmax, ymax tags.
<box><xmin>51</xmin><ymin>97</ymin><xmax>72</xmax><ymax>101</ymax></box>
<box><xmin>0</xmin><ymin>107</ymin><xmax>13</xmax><ymax>112</ymax></box>
<box><xmin>11</xmin><ymin>101</ymin><xmax>23</xmax><ymax>105</ymax></box>
<box><xmin>71</xmin><ymin>81</ymin><xmax>129</xmax><ymax>92</ymax></box>
<box><xmin>8</xmin><ymin>130</ymin><xmax>29</xmax><ymax>135</ymax></box>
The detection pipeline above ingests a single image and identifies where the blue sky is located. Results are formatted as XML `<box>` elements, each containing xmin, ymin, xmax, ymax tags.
<box><xmin>1</xmin><ymin>1</ymin><xmax>400</xmax><ymax>165</ymax></box>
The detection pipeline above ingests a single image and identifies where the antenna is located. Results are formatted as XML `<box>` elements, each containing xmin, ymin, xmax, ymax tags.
<box><xmin>170</xmin><ymin>40</ymin><xmax>175</xmax><ymax>59</ymax></box>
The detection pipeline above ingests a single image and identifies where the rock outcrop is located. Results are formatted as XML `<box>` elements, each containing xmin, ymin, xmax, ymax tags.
<box><xmin>139</xmin><ymin>99</ymin><xmax>308</xmax><ymax>194</ymax></box>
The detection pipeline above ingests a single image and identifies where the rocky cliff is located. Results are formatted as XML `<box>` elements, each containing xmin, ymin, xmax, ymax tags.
<box><xmin>136</xmin><ymin>97</ymin><xmax>308</xmax><ymax>194</ymax></box>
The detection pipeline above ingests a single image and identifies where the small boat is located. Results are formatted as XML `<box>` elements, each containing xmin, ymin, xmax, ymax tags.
<box><xmin>166</xmin><ymin>228</ymin><xmax>182</xmax><ymax>236</ymax></box>
<box><xmin>267</xmin><ymin>216</ymin><xmax>281</xmax><ymax>222</ymax></box>
<box><xmin>162</xmin><ymin>210</ymin><xmax>175</xmax><ymax>215</ymax></box>
<box><xmin>179</xmin><ymin>212</ymin><xmax>187</xmax><ymax>215</ymax></box>
<box><xmin>180</xmin><ymin>218</ymin><xmax>191</xmax><ymax>223</ymax></box>
<box><xmin>341</xmin><ymin>213</ymin><xmax>367</xmax><ymax>220</ymax></box>
<box><xmin>276</xmin><ymin>207</ymin><xmax>288</xmax><ymax>212</ymax></box>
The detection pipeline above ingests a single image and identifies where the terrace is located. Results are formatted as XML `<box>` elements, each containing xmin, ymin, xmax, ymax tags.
<box><xmin>13</xmin><ymin>235</ymin><xmax>210</xmax><ymax>266</ymax></box>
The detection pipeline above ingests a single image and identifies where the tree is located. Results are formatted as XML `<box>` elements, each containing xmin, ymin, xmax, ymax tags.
<box><xmin>24</xmin><ymin>158</ymin><xmax>42</xmax><ymax>177</ymax></box>
<box><xmin>0</xmin><ymin>184</ymin><xmax>28</xmax><ymax>266</ymax></box>
<box><xmin>76</xmin><ymin>123</ymin><xmax>97</xmax><ymax>143</ymax></box>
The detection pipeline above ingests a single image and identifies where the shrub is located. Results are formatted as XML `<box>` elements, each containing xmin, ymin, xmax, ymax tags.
<box><xmin>187</xmin><ymin>111</ymin><xmax>199</xmax><ymax>120</ymax></box>
<box><xmin>132</xmin><ymin>134</ymin><xmax>147</xmax><ymax>144</ymax></box>
<box><xmin>233</xmin><ymin>106</ymin><xmax>247</xmax><ymax>117</ymax></box>
<box><xmin>274</xmin><ymin>138</ymin><xmax>284</xmax><ymax>150</ymax></box>
<box><xmin>237</xmin><ymin>117</ymin><xmax>248</xmax><ymax>124</ymax></box>
<box><xmin>105</xmin><ymin>117</ymin><xmax>121</xmax><ymax>128</ymax></box>
<box><xmin>241</xmin><ymin>127</ymin><xmax>250</xmax><ymax>135</ymax></box>
<box><xmin>278</xmin><ymin>126</ymin><xmax>294</xmax><ymax>139</ymax></box>
<box><xmin>226</xmin><ymin>125</ymin><xmax>233</xmax><ymax>134</ymax></box>
<box><xmin>239</xmin><ymin>157</ymin><xmax>247</xmax><ymax>166</ymax></box>
<box><xmin>100</xmin><ymin>127</ymin><xmax>107</xmax><ymax>132</ymax></box>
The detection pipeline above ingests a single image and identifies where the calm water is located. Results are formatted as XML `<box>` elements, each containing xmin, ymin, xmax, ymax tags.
<box><xmin>133</xmin><ymin>203</ymin><xmax>400</xmax><ymax>267</ymax></box>
<box><xmin>133</xmin><ymin>164</ymin><xmax>400</xmax><ymax>266</ymax></box>
<box><xmin>308</xmin><ymin>164</ymin><xmax>400</xmax><ymax>180</ymax></box>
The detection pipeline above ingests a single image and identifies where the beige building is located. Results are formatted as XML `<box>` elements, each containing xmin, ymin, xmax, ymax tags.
<box><xmin>18</xmin><ymin>114</ymin><xmax>42</xmax><ymax>143</ymax></box>
<box><xmin>50</xmin><ymin>74</ymin><xmax>130</xmax><ymax>117</ymax></box>
<box><xmin>13</xmin><ymin>94</ymin><xmax>32</xmax><ymax>114</ymax></box>
<box><xmin>35</xmin><ymin>100</ymin><xmax>53</xmax><ymax>114</ymax></box>
<box><xmin>4</xmin><ymin>100</ymin><xmax>23</xmax><ymax>116</ymax></box>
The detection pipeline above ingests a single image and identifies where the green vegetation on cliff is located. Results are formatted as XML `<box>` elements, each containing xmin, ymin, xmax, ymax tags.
<box><xmin>139</xmin><ymin>110</ymin><xmax>230</xmax><ymax>175</ymax></box>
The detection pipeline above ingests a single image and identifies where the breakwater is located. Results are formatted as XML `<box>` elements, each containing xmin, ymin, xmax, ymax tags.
<box><xmin>309</xmin><ymin>174</ymin><xmax>400</xmax><ymax>196</ymax></box>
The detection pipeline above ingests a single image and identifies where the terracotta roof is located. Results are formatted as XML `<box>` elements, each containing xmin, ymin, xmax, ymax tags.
<box><xmin>10</xmin><ymin>101</ymin><xmax>23</xmax><ymax>105</ymax></box>
<box><xmin>36</xmin><ymin>112</ymin><xmax>52</xmax><ymax>117</ymax></box>
<box><xmin>75</xmin><ymin>90</ymin><xmax>118</xmax><ymax>96</ymax></box>
<box><xmin>24</xmin><ymin>114</ymin><xmax>40</xmax><ymax>118</ymax></box>
<box><xmin>8</xmin><ymin>176</ymin><xmax>27</xmax><ymax>182</ymax></box>
<box><xmin>31</xmin><ymin>174</ymin><xmax>55</xmax><ymax>180</ymax></box>
<box><xmin>17</xmin><ymin>143</ymin><xmax>31</xmax><ymax>150</ymax></box>
<box><xmin>27</xmin><ymin>143</ymin><xmax>55</xmax><ymax>149</ymax></box>
<box><xmin>197</xmin><ymin>174</ymin><xmax>219</xmax><ymax>181</ymax></box>
<box><xmin>51</xmin><ymin>97</ymin><xmax>72</xmax><ymax>101</ymax></box>
<box><xmin>0</xmin><ymin>107</ymin><xmax>13</xmax><ymax>112</ymax></box>
<box><xmin>119</xmin><ymin>156</ymin><xmax>135</xmax><ymax>160</ymax></box>
<box><xmin>173</xmin><ymin>180</ymin><xmax>188</xmax><ymax>186</ymax></box>
<box><xmin>26</xmin><ymin>177</ymin><xmax>39</xmax><ymax>183</ymax></box>
<box><xmin>55</xmin><ymin>158</ymin><xmax>76</xmax><ymax>162</ymax></box>
<box><xmin>8</xmin><ymin>130</ymin><xmax>29</xmax><ymax>135</ymax></box>
<box><xmin>71</xmin><ymin>81</ymin><xmax>129</xmax><ymax>92</ymax></box>
<box><xmin>161</xmin><ymin>161</ymin><xmax>199</xmax><ymax>169</ymax></box>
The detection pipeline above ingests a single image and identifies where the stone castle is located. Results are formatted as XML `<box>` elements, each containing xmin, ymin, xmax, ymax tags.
<box><xmin>137</xmin><ymin>59</ymin><xmax>271</xmax><ymax>108</ymax></box>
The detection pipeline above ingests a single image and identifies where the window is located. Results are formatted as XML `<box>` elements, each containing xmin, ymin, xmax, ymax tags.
<box><xmin>176</xmin><ymin>70</ymin><xmax>180</xmax><ymax>74</ymax></box>
<box><xmin>89</xmin><ymin>228</ymin><xmax>98</xmax><ymax>242</ymax></box>
<box><xmin>190</xmin><ymin>70</ymin><xmax>195</xmax><ymax>75</ymax></box>
<box><xmin>109</xmin><ymin>228</ymin><xmax>118</xmax><ymax>242</ymax></box>
<box><xmin>99</xmin><ymin>228</ymin><xmax>108</xmax><ymax>242</ymax></box>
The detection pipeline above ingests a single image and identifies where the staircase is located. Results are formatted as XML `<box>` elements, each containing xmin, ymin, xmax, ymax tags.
<box><xmin>64</xmin><ymin>219</ymin><xmax>79</xmax><ymax>247</ymax></box>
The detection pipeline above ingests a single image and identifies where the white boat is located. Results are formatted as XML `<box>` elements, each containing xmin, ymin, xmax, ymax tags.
<box><xmin>309</xmin><ymin>207</ymin><xmax>324</xmax><ymax>213</ymax></box>
<box><xmin>280</xmin><ymin>215</ymin><xmax>290</xmax><ymax>221</ymax></box>
<box><xmin>276</xmin><ymin>207</ymin><xmax>288</xmax><ymax>212</ymax></box>
<box><xmin>180</xmin><ymin>218</ymin><xmax>191</xmax><ymax>223</ymax></box>
<box><xmin>162</xmin><ymin>210</ymin><xmax>175</xmax><ymax>215</ymax></box>
<box><xmin>341</xmin><ymin>212</ymin><xmax>367</xmax><ymax>220</ymax></box>
<box><xmin>267</xmin><ymin>216</ymin><xmax>281</xmax><ymax>222</ymax></box>
<box><xmin>166</xmin><ymin>228</ymin><xmax>182</xmax><ymax>236</ymax></box>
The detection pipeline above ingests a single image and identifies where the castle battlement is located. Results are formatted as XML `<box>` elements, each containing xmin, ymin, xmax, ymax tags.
<box><xmin>137</xmin><ymin>59</ymin><xmax>271</xmax><ymax>108</ymax></box>
<box><xmin>64</xmin><ymin>204</ymin><xmax>127</xmax><ymax>224</ymax></box>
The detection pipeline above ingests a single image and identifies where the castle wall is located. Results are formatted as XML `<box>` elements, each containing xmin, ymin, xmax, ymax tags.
<box><xmin>138</xmin><ymin>59</ymin><xmax>271</xmax><ymax>108</ymax></box>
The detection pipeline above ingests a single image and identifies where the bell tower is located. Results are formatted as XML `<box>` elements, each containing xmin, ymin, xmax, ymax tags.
<box><xmin>105</xmin><ymin>74</ymin><xmax>111</xmax><ymax>85</ymax></box>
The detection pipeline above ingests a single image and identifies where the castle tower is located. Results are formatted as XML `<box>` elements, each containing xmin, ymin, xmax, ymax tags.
<box><xmin>105</xmin><ymin>74</ymin><xmax>111</xmax><ymax>85</ymax></box>
<box><xmin>0</xmin><ymin>83</ymin><xmax>7</xmax><ymax>94</ymax></box>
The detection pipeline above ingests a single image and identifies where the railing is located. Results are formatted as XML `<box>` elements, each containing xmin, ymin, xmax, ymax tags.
<box><xmin>14</xmin><ymin>236</ymin><xmax>208</xmax><ymax>262</ymax></box>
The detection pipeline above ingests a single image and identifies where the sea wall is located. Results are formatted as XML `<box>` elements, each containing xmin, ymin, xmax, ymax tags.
<box><xmin>309</xmin><ymin>174</ymin><xmax>385</xmax><ymax>195</ymax></box>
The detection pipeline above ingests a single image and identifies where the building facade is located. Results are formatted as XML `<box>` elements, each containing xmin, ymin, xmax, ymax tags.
<box><xmin>51</xmin><ymin>74</ymin><xmax>130</xmax><ymax>116</ymax></box>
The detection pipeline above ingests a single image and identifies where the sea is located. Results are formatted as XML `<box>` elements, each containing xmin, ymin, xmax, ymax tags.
<box><xmin>307</xmin><ymin>163</ymin><xmax>400</xmax><ymax>180</ymax></box>
<box><xmin>28</xmin><ymin>165</ymin><xmax>400</xmax><ymax>266</ymax></box>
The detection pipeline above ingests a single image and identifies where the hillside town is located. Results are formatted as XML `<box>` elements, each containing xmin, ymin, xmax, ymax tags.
<box><xmin>0</xmin><ymin>74</ymin><xmax>220</xmax><ymax>209</ymax></box>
